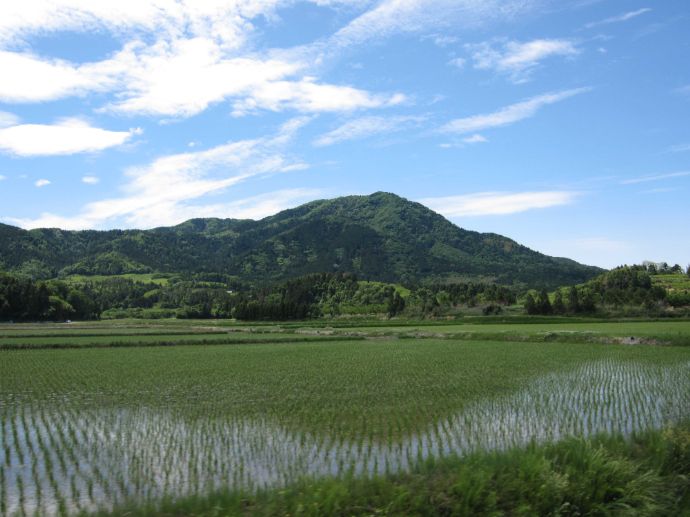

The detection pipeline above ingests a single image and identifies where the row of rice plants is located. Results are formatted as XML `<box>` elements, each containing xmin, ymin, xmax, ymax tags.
<box><xmin>1</xmin><ymin>357</ymin><xmax>688</xmax><ymax>515</ymax></box>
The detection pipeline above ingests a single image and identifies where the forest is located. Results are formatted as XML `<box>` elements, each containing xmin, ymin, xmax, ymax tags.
<box><xmin>1</xmin><ymin>263</ymin><xmax>688</xmax><ymax>322</ymax></box>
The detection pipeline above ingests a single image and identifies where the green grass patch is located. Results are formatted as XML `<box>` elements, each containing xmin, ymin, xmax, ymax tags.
<box><xmin>101</xmin><ymin>424</ymin><xmax>690</xmax><ymax>516</ymax></box>
<box><xmin>62</xmin><ymin>272</ymin><xmax>171</xmax><ymax>285</ymax></box>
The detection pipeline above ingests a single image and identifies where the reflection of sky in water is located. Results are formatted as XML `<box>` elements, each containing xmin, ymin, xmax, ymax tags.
<box><xmin>2</xmin><ymin>359</ymin><xmax>689</xmax><ymax>516</ymax></box>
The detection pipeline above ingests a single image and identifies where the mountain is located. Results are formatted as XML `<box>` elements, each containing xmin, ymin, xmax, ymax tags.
<box><xmin>0</xmin><ymin>192</ymin><xmax>602</xmax><ymax>288</ymax></box>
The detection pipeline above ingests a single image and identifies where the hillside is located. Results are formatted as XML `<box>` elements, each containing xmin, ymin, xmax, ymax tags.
<box><xmin>0</xmin><ymin>192</ymin><xmax>601</xmax><ymax>288</ymax></box>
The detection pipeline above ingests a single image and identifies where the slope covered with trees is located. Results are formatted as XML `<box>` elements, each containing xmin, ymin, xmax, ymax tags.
<box><xmin>524</xmin><ymin>264</ymin><xmax>690</xmax><ymax>316</ymax></box>
<box><xmin>0</xmin><ymin>193</ymin><xmax>601</xmax><ymax>289</ymax></box>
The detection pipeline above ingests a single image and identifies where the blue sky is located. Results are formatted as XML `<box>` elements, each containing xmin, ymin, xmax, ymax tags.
<box><xmin>0</xmin><ymin>0</ymin><xmax>688</xmax><ymax>269</ymax></box>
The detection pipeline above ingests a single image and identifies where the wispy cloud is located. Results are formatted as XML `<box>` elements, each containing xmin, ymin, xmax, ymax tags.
<box><xmin>420</xmin><ymin>191</ymin><xmax>578</xmax><ymax>217</ymax></box>
<box><xmin>313</xmin><ymin>115</ymin><xmax>425</xmax><ymax>146</ymax></box>
<box><xmin>440</xmin><ymin>88</ymin><xmax>590</xmax><ymax>134</ymax></box>
<box><xmin>466</xmin><ymin>39</ymin><xmax>579</xmax><ymax>83</ymax></box>
<box><xmin>0</xmin><ymin>1</ymin><xmax>281</xmax><ymax>48</ymax></box>
<box><xmin>0</xmin><ymin>43</ymin><xmax>404</xmax><ymax>118</ymax></box>
<box><xmin>165</xmin><ymin>188</ymin><xmax>324</xmax><ymax>222</ymax></box>
<box><xmin>0</xmin><ymin>111</ymin><xmax>20</xmax><ymax>128</ymax></box>
<box><xmin>0</xmin><ymin>1</ymin><xmax>544</xmax><ymax>120</ymax></box>
<box><xmin>462</xmin><ymin>134</ymin><xmax>488</xmax><ymax>144</ymax></box>
<box><xmin>643</xmin><ymin>187</ymin><xmax>676</xmax><ymax>194</ymax></box>
<box><xmin>668</xmin><ymin>143</ymin><xmax>690</xmax><ymax>153</ymax></box>
<box><xmin>0</xmin><ymin>118</ymin><xmax>139</xmax><ymax>157</ymax></box>
<box><xmin>7</xmin><ymin>119</ymin><xmax>311</xmax><ymax>229</ymax></box>
<box><xmin>0</xmin><ymin>2</ymin><xmax>406</xmax><ymax>118</ymax></box>
<box><xmin>82</xmin><ymin>176</ymin><xmax>100</xmax><ymax>185</ymax></box>
<box><xmin>447</xmin><ymin>57</ymin><xmax>466</xmax><ymax>69</ymax></box>
<box><xmin>330</xmin><ymin>0</ymin><xmax>540</xmax><ymax>49</ymax></box>
<box><xmin>34</xmin><ymin>179</ymin><xmax>50</xmax><ymax>188</ymax></box>
<box><xmin>620</xmin><ymin>171</ymin><xmax>690</xmax><ymax>185</ymax></box>
<box><xmin>585</xmin><ymin>8</ymin><xmax>651</xmax><ymax>29</ymax></box>
<box><xmin>230</xmin><ymin>77</ymin><xmax>405</xmax><ymax>117</ymax></box>
<box><xmin>0</xmin><ymin>175</ymin><xmax>6</xmax><ymax>181</ymax></box>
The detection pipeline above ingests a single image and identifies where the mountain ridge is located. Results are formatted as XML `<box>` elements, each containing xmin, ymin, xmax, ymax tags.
<box><xmin>0</xmin><ymin>192</ymin><xmax>602</xmax><ymax>288</ymax></box>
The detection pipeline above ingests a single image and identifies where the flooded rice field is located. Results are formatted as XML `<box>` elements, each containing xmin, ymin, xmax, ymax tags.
<box><xmin>2</xmin><ymin>358</ymin><xmax>688</xmax><ymax>515</ymax></box>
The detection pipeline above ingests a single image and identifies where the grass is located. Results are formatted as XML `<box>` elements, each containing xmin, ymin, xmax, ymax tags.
<box><xmin>101</xmin><ymin>424</ymin><xmax>690</xmax><ymax>516</ymax></box>
<box><xmin>653</xmin><ymin>273</ymin><xmax>690</xmax><ymax>291</ymax></box>
<box><xmin>295</xmin><ymin>320</ymin><xmax>690</xmax><ymax>346</ymax></box>
<box><xmin>61</xmin><ymin>273</ymin><xmax>171</xmax><ymax>285</ymax></box>
<box><xmin>1</xmin><ymin>320</ymin><xmax>689</xmax><ymax>515</ymax></box>
<box><xmin>0</xmin><ymin>332</ymin><xmax>349</xmax><ymax>349</ymax></box>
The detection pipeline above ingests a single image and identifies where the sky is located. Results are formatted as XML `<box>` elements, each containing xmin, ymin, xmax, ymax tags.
<box><xmin>0</xmin><ymin>0</ymin><xmax>688</xmax><ymax>269</ymax></box>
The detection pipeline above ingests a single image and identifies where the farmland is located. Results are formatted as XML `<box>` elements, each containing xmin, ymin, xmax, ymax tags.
<box><xmin>1</xmin><ymin>320</ymin><xmax>689</xmax><ymax>515</ymax></box>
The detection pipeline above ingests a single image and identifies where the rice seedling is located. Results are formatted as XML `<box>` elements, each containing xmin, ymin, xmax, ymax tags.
<box><xmin>0</xmin><ymin>328</ymin><xmax>688</xmax><ymax>515</ymax></box>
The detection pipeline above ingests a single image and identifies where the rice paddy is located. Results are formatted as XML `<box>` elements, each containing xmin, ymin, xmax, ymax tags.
<box><xmin>1</xmin><ymin>320</ymin><xmax>689</xmax><ymax>515</ymax></box>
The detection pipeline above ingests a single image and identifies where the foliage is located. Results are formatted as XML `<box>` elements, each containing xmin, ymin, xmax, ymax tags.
<box><xmin>0</xmin><ymin>193</ymin><xmax>602</xmax><ymax>289</ymax></box>
<box><xmin>0</xmin><ymin>270</ymin><xmax>524</xmax><ymax>321</ymax></box>
<box><xmin>524</xmin><ymin>265</ymin><xmax>680</xmax><ymax>316</ymax></box>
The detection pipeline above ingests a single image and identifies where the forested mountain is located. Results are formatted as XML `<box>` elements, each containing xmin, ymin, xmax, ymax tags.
<box><xmin>0</xmin><ymin>192</ymin><xmax>601</xmax><ymax>288</ymax></box>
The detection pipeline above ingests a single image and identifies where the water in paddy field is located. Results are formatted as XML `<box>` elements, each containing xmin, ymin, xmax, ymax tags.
<box><xmin>1</xmin><ymin>359</ymin><xmax>689</xmax><ymax>515</ymax></box>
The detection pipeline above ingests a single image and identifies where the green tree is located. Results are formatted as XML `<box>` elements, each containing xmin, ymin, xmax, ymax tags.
<box><xmin>567</xmin><ymin>286</ymin><xmax>580</xmax><ymax>314</ymax></box>
<box><xmin>387</xmin><ymin>291</ymin><xmax>406</xmax><ymax>317</ymax></box>
<box><xmin>552</xmin><ymin>290</ymin><xmax>566</xmax><ymax>315</ymax></box>
<box><xmin>524</xmin><ymin>293</ymin><xmax>537</xmax><ymax>315</ymax></box>
<box><xmin>537</xmin><ymin>289</ymin><xmax>552</xmax><ymax>315</ymax></box>
<box><xmin>580</xmin><ymin>290</ymin><xmax>597</xmax><ymax>313</ymax></box>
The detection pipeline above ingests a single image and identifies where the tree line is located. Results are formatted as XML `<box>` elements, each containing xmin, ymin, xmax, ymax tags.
<box><xmin>0</xmin><ymin>270</ymin><xmax>519</xmax><ymax>322</ymax></box>
<box><xmin>523</xmin><ymin>265</ymin><xmax>680</xmax><ymax>315</ymax></box>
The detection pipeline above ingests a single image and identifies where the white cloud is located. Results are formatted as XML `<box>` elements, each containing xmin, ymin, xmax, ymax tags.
<box><xmin>34</xmin><ymin>179</ymin><xmax>51</xmax><ymax>187</ymax></box>
<box><xmin>0</xmin><ymin>119</ymin><xmax>138</xmax><ymax>156</ymax></box>
<box><xmin>620</xmin><ymin>171</ymin><xmax>690</xmax><ymax>185</ymax></box>
<box><xmin>643</xmin><ymin>187</ymin><xmax>676</xmax><ymax>194</ymax></box>
<box><xmin>167</xmin><ymin>188</ymin><xmax>324</xmax><ymax>221</ymax></box>
<box><xmin>0</xmin><ymin>175</ymin><xmax>6</xmax><ymax>181</ymax></box>
<box><xmin>0</xmin><ymin>111</ymin><xmax>20</xmax><ymax>128</ymax></box>
<box><xmin>330</xmin><ymin>0</ymin><xmax>538</xmax><ymax>48</ymax></box>
<box><xmin>313</xmin><ymin>115</ymin><xmax>424</xmax><ymax>146</ymax></box>
<box><xmin>668</xmin><ymin>143</ymin><xmax>690</xmax><ymax>153</ymax></box>
<box><xmin>585</xmin><ymin>8</ymin><xmax>651</xmax><ymax>29</ymax></box>
<box><xmin>9</xmin><ymin>119</ymin><xmax>311</xmax><ymax>229</ymax></box>
<box><xmin>0</xmin><ymin>2</ymin><xmax>407</xmax><ymax>118</ymax></box>
<box><xmin>420</xmin><ymin>191</ymin><xmax>578</xmax><ymax>217</ymax></box>
<box><xmin>231</xmin><ymin>77</ymin><xmax>405</xmax><ymax>117</ymax></box>
<box><xmin>433</xmin><ymin>35</ymin><xmax>459</xmax><ymax>47</ymax></box>
<box><xmin>82</xmin><ymin>176</ymin><xmax>100</xmax><ymax>185</ymax></box>
<box><xmin>0</xmin><ymin>1</ymin><xmax>284</xmax><ymax>48</ymax></box>
<box><xmin>0</xmin><ymin>40</ymin><xmax>403</xmax><ymax>118</ymax></box>
<box><xmin>462</xmin><ymin>134</ymin><xmax>487</xmax><ymax>144</ymax></box>
<box><xmin>467</xmin><ymin>39</ymin><xmax>579</xmax><ymax>83</ymax></box>
<box><xmin>440</xmin><ymin>88</ymin><xmax>590</xmax><ymax>134</ymax></box>
<box><xmin>100</xmin><ymin>38</ymin><xmax>302</xmax><ymax>117</ymax></box>
<box><xmin>0</xmin><ymin>51</ymin><xmax>113</xmax><ymax>103</ymax></box>
<box><xmin>0</xmin><ymin>0</ymin><xmax>544</xmax><ymax>119</ymax></box>
<box><xmin>448</xmin><ymin>57</ymin><xmax>466</xmax><ymax>69</ymax></box>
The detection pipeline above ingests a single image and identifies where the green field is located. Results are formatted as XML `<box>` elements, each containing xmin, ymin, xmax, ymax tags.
<box><xmin>62</xmin><ymin>273</ymin><xmax>172</xmax><ymax>286</ymax></box>
<box><xmin>1</xmin><ymin>320</ymin><xmax>689</xmax><ymax>515</ymax></box>
<box><xmin>312</xmin><ymin>320</ymin><xmax>690</xmax><ymax>345</ymax></box>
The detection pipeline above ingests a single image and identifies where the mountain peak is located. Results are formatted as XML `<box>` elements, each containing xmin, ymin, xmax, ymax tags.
<box><xmin>0</xmin><ymin>192</ymin><xmax>602</xmax><ymax>287</ymax></box>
